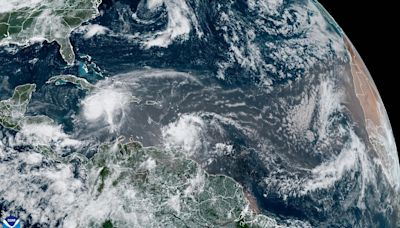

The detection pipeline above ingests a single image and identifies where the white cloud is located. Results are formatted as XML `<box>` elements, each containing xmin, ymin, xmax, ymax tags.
<box><xmin>81</xmin><ymin>88</ymin><xmax>133</xmax><ymax>132</ymax></box>
<box><xmin>82</xmin><ymin>24</ymin><xmax>109</xmax><ymax>39</ymax></box>
<box><xmin>143</xmin><ymin>0</ymin><xmax>201</xmax><ymax>48</ymax></box>
<box><xmin>0</xmin><ymin>0</ymin><xmax>44</xmax><ymax>13</ymax></box>
<box><xmin>162</xmin><ymin>114</ymin><xmax>205</xmax><ymax>155</ymax></box>
<box><xmin>13</xmin><ymin>123</ymin><xmax>81</xmax><ymax>149</ymax></box>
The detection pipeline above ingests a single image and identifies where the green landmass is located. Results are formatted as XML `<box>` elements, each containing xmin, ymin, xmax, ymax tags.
<box><xmin>87</xmin><ymin>137</ymin><xmax>272</xmax><ymax>227</ymax></box>
<box><xmin>0</xmin><ymin>0</ymin><xmax>102</xmax><ymax>65</ymax></box>
<box><xmin>0</xmin><ymin>83</ymin><xmax>36</xmax><ymax>130</ymax></box>
<box><xmin>97</xmin><ymin>166</ymin><xmax>109</xmax><ymax>193</ymax></box>
<box><xmin>102</xmin><ymin>220</ymin><xmax>113</xmax><ymax>228</ymax></box>
<box><xmin>46</xmin><ymin>74</ymin><xmax>96</xmax><ymax>92</ymax></box>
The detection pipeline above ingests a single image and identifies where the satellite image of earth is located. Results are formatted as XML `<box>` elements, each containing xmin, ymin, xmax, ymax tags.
<box><xmin>0</xmin><ymin>0</ymin><xmax>399</xmax><ymax>227</ymax></box>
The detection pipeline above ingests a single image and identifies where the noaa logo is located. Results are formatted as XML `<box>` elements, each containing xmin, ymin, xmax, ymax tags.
<box><xmin>2</xmin><ymin>216</ymin><xmax>20</xmax><ymax>228</ymax></box>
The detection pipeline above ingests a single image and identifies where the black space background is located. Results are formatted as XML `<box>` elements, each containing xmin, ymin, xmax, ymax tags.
<box><xmin>318</xmin><ymin>1</ymin><xmax>399</xmax><ymax>157</ymax></box>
